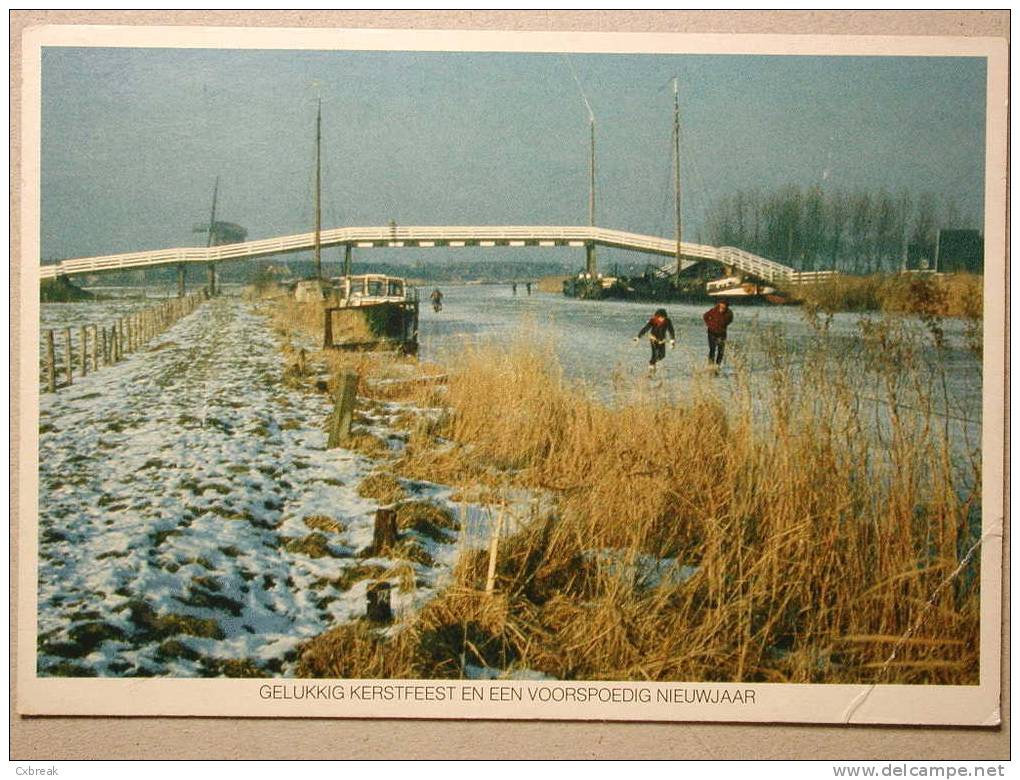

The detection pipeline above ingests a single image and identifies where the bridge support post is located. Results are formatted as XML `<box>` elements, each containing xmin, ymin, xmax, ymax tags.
<box><xmin>343</xmin><ymin>243</ymin><xmax>352</xmax><ymax>280</ymax></box>
<box><xmin>585</xmin><ymin>242</ymin><xmax>597</xmax><ymax>277</ymax></box>
<box><xmin>207</xmin><ymin>263</ymin><xmax>216</xmax><ymax>297</ymax></box>
<box><xmin>177</xmin><ymin>264</ymin><xmax>186</xmax><ymax>297</ymax></box>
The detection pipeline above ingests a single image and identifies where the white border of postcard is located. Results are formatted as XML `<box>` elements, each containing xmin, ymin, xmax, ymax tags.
<box><xmin>15</xmin><ymin>24</ymin><xmax>1007</xmax><ymax>725</ymax></box>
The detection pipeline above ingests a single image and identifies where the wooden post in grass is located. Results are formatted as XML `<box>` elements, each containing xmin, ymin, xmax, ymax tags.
<box><xmin>118</xmin><ymin>318</ymin><xmax>125</xmax><ymax>352</ymax></box>
<box><xmin>63</xmin><ymin>328</ymin><xmax>73</xmax><ymax>386</ymax></box>
<box><xmin>91</xmin><ymin>325</ymin><xmax>99</xmax><ymax>371</ymax></box>
<box><xmin>101</xmin><ymin>326</ymin><xmax>108</xmax><ymax>365</ymax></box>
<box><xmin>80</xmin><ymin>326</ymin><xmax>87</xmax><ymax>376</ymax></box>
<box><xmin>372</xmin><ymin>507</ymin><xmax>398</xmax><ymax>555</ymax></box>
<box><xmin>485</xmin><ymin>508</ymin><xmax>506</xmax><ymax>595</ymax></box>
<box><xmin>326</xmin><ymin>370</ymin><xmax>359</xmax><ymax>448</ymax></box>
<box><xmin>44</xmin><ymin>329</ymin><xmax>55</xmax><ymax>393</ymax></box>
<box><xmin>322</xmin><ymin>307</ymin><xmax>334</xmax><ymax>349</ymax></box>
<box><xmin>366</xmin><ymin>582</ymin><xmax>392</xmax><ymax>623</ymax></box>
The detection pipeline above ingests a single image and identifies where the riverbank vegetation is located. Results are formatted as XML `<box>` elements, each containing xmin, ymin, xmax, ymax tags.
<box><xmin>787</xmin><ymin>272</ymin><xmax>983</xmax><ymax>320</ymax></box>
<box><xmin>279</xmin><ymin>290</ymin><xmax>981</xmax><ymax>685</ymax></box>
<box><xmin>40</xmin><ymin>276</ymin><xmax>95</xmax><ymax>303</ymax></box>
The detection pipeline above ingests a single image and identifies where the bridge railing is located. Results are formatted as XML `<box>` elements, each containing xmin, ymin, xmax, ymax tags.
<box><xmin>39</xmin><ymin>225</ymin><xmax>800</xmax><ymax>281</ymax></box>
<box><xmin>785</xmin><ymin>270</ymin><xmax>841</xmax><ymax>285</ymax></box>
<box><xmin>716</xmin><ymin>246</ymin><xmax>802</xmax><ymax>283</ymax></box>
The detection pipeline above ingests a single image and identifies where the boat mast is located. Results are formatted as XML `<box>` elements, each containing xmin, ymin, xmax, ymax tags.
<box><xmin>206</xmin><ymin>175</ymin><xmax>219</xmax><ymax>248</ymax></box>
<box><xmin>585</xmin><ymin>116</ymin><xmax>597</xmax><ymax>277</ymax></box>
<box><xmin>206</xmin><ymin>176</ymin><xmax>219</xmax><ymax>297</ymax></box>
<box><xmin>589</xmin><ymin>117</ymin><xmax>596</xmax><ymax>229</ymax></box>
<box><xmin>314</xmin><ymin>98</ymin><xmax>322</xmax><ymax>280</ymax></box>
<box><xmin>673</xmin><ymin>78</ymin><xmax>683</xmax><ymax>284</ymax></box>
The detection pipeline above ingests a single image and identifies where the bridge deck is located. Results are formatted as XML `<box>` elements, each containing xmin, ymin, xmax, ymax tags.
<box><xmin>40</xmin><ymin>225</ymin><xmax>807</xmax><ymax>284</ymax></box>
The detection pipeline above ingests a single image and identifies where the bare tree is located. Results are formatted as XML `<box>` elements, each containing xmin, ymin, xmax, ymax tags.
<box><xmin>849</xmin><ymin>192</ymin><xmax>873</xmax><ymax>274</ymax></box>
<box><xmin>941</xmin><ymin>195</ymin><xmax>962</xmax><ymax>230</ymax></box>
<box><xmin>912</xmin><ymin>192</ymin><xmax>938</xmax><ymax>268</ymax></box>
<box><xmin>896</xmin><ymin>189</ymin><xmax>912</xmax><ymax>272</ymax></box>
<box><xmin>826</xmin><ymin>188</ymin><xmax>850</xmax><ymax>271</ymax></box>
<box><xmin>874</xmin><ymin>190</ymin><xmax>899</xmax><ymax>272</ymax></box>
<box><xmin>701</xmin><ymin>186</ymin><xmax>972</xmax><ymax>274</ymax></box>
<box><xmin>801</xmin><ymin>185</ymin><xmax>826</xmax><ymax>272</ymax></box>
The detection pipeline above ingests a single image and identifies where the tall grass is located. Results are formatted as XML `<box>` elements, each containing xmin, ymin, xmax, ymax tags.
<box><xmin>790</xmin><ymin>272</ymin><xmax>983</xmax><ymax>319</ymax></box>
<box><xmin>299</xmin><ymin>309</ymin><xmax>980</xmax><ymax>685</ymax></box>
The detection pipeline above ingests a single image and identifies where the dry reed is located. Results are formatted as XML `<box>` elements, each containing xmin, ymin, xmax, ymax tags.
<box><xmin>790</xmin><ymin>272</ymin><xmax>983</xmax><ymax>319</ymax></box>
<box><xmin>299</xmin><ymin>305</ymin><xmax>980</xmax><ymax>685</ymax></box>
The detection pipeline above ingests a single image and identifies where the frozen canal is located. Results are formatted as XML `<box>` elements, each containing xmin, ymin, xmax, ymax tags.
<box><xmin>418</xmin><ymin>283</ymin><xmax>983</xmax><ymax>429</ymax></box>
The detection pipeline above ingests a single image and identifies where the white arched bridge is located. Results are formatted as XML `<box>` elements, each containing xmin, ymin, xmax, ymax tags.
<box><xmin>39</xmin><ymin>224</ymin><xmax>817</xmax><ymax>286</ymax></box>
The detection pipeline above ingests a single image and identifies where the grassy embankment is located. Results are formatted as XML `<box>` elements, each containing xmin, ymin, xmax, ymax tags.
<box><xmin>787</xmin><ymin>272</ymin><xmax>982</xmax><ymax>318</ymax></box>
<box><xmin>267</xmin><ymin>290</ymin><xmax>982</xmax><ymax>685</ymax></box>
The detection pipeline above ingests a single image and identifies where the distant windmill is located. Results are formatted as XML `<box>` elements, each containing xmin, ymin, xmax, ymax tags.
<box><xmin>191</xmin><ymin>178</ymin><xmax>248</xmax><ymax>247</ymax></box>
<box><xmin>189</xmin><ymin>177</ymin><xmax>248</xmax><ymax>296</ymax></box>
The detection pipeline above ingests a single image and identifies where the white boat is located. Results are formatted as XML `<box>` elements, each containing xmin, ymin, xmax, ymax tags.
<box><xmin>706</xmin><ymin>275</ymin><xmax>777</xmax><ymax>297</ymax></box>
<box><xmin>332</xmin><ymin>274</ymin><xmax>413</xmax><ymax>307</ymax></box>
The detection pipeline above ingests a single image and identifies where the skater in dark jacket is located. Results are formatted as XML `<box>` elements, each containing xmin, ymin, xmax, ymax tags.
<box><xmin>703</xmin><ymin>300</ymin><xmax>734</xmax><ymax>366</ymax></box>
<box><xmin>635</xmin><ymin>308</ymin><xmax>676</xmax><ymax>371</ymax></box>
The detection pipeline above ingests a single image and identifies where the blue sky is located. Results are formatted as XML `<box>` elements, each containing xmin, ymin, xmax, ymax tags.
<box><xmin>40</xmin><ymin>47</ymin><xmax>987</xmax><ymax>264</ymax></box>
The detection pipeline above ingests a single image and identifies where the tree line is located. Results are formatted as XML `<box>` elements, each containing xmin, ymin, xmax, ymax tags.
<box><xmin>702</xmin><ymin>185</ymin><xmax>974</xmax><ymax>274</ymax></box>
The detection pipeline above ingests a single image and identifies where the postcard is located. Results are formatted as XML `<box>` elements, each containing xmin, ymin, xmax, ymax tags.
<box><xmin>14</xmin><ymin>21</ymin><xmax>1007</xmax><ymax>727</ymax></box>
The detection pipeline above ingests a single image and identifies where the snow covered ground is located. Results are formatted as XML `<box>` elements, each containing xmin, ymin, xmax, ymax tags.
<box><xmin>36</xmin><ymin>295</ymin><xmax>498</xmax><ymax>678</ymax></box>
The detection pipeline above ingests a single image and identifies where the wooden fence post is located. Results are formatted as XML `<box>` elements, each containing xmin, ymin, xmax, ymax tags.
<box><xmin>118</xmin><ymin>318</ymin><xmax>125</xmax><ymax>351</ymax></box>
<box><xmin>366</xmin><ymin>582</ymin><xmax>393</xmax><ymax>623</ymax></box>
<box><xmin>323</xmin><ymin>307</ymin><xmax>334</xmax><ymax>349</ymax></box>
<box><xmin>91</xmin><ymin>325</ymin><xmax>99</xmax><ymax>371</ymax></box>
<box><xmin>485</xmin><ymin>508</ymin><xmax>506</xmax><ymax>595</ymax></box>
<box><xmin>80</xmin><ymin>326</ymin><xmax>87</xmax><ymax>376</ymax></box>
<box><xmin>101</xmin><ymin>327</ymin><xmax>108</xmax><ymax>365</ymax></box>
<box><xmin>326</xmin><ymin>370</ymin><xmax>359</xmax><ymax>448</ymax></box>
<box><xmin>44</xmin><ymin>329</ymin><xmax>55</xmax><ymax>393</ymax></box>
<box><xmin>63</xmin><ymin>328</ymin><xmax>73</xmax><ymax>386</ymax></box>
<box><xmin>372</xmin><ymin>507</ymin><xmax>398</xmax><ymax>555</ymax></box>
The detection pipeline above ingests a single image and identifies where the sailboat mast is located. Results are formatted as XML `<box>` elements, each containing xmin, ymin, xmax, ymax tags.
<box><xmin>314</xmin><ymin>98</ymin><xmax>322</xmax><ymax>280</ymax></box>
<box><xmin>673</xmin><ymin>78</ymin><xmax>683</xmax><ymax>283</ymax></box>
<box><xmin>206</xmin><ymin>175</ymin><xmax>219</xmax><ymax>297</ymax></box>
<box><xmin>206</xmin><ymin>176</ymin><xmax>219</xmax><ymax>248</ymax></box>
<box><xmin>585</xmin><ymin>117</ymin><xmax>597</xmax><ymax>277</ymax></box>
<box><xmin>589</xmin><ymin>118</ymin><xmax>596</xmax><ymax>228</ymax></box>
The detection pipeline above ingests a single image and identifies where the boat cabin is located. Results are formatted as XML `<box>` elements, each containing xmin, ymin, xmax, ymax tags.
<box><xmin>332</xmin><ymin>274</ymin><xmax>411</xmax><ymax>306</ymax></box>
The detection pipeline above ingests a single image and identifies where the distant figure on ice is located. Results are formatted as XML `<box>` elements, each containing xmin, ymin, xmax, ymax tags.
<box><xmin>703</xmin><ymin>300</ymin><xmax>734</xmax><ymax>367</ymax></box>
<box><xmin>526</xmin><ymin>281</ymin><xmax>532</xmax><ymax>295</ymax></box>
<box><xmin>511</xmin><ymin>282</ymin><xmax>518</xmax><ymax>295</ymax></box>
<box><xmin>430</xmin><ymin>288</ymin><xmax>444</xmax><ymax>313</ymax></box>
<box><xmin>634</xmin><ymin>308</ymin><xmax>676</xmax><ymax>373</ymax></box>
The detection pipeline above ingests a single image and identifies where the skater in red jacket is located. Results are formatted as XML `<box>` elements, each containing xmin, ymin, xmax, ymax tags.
<box><xmin>703</xmin><ymin>301</ymin><xmax>734</xmax><ymax>366</ymax></box>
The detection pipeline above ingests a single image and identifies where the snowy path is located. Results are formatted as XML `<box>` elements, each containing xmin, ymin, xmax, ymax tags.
<box><xmin>37</xmin><ymin>297</ymin><xmax>462</xmax><ymax>677</ymax></box>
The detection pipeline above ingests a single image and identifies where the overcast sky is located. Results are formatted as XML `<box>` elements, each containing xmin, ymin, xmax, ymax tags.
<box><xmin>40</xmin><ymin>47</ymin><xmax>987</xmax><ymax>264</ymax></box>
